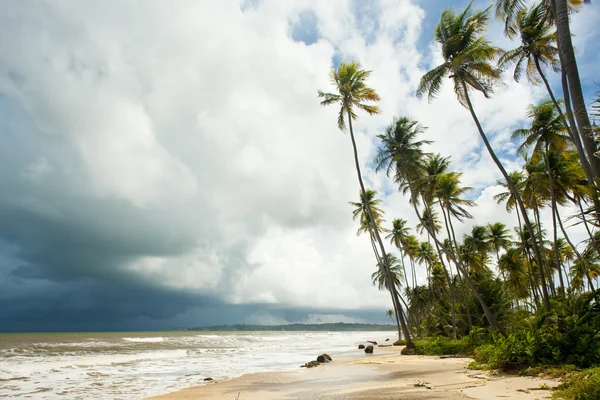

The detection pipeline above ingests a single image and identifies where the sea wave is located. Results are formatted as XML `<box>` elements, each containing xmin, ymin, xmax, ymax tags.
<box><xmin>122</xmin><ymin>337</ymin><xmax>166</xmax><ymax>343</ymax></box>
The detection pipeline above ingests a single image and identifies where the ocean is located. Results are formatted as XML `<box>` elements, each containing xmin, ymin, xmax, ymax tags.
<box><xmin>0</xmin><ymin>331</ymin><xmax>394</xmax><ymax>399</ymax></box>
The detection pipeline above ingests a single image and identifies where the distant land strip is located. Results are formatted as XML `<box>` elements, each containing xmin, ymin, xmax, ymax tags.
<box><xmin>174</xmin><ymin>323</ymin><xmax>397</xmax><ymax>331</ymax></box>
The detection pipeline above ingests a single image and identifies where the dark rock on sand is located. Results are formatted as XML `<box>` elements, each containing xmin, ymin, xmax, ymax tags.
<box><xmin>317</xmin><ymin>355</ymin><xmax>326</xmax><ymax>363</ymax></box>
<box><xmin>322</xmin><ymin>354</ymin><xmax>332</xmax><ymax>361</ymax></box>
<box><xmin>364</xmin><ymin>345</ymin><xmax>374</xmax><ymax>354</ymax></box>
<box><xmin>203</xmin><ymin>377</ymin><xmax>213</xmax><ymax>381</ymax></box>
<box><xmin>316</xmin><ymin>354</ymin><xmax>332</xmax><ymax>363</ymax></box>
<box><xmin>358</xmin><ymin>344</ymin><xmax>365</xmax><ymax>349</ymax></box>
<box><xmin>385</xmin><ymin>338</ymin><xmax>389</xmax><ymax>341</ymax></box>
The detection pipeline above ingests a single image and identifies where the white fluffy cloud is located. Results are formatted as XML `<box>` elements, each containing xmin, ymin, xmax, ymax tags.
<box><xmin>0</xmin><ymin>0</ymin><xmax>594</xmax><ymax>322</ymax></box>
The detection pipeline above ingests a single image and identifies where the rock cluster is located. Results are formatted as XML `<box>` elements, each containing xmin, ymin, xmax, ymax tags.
<box><xmin>364</xmin><ymin>345</ymin><xmax>374</xmax><ymax>354</ymax></box>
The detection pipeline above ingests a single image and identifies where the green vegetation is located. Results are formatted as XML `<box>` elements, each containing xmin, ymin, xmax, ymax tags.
<box><xmin>552</xmin><ymin>368</ymin><xmax>600</xmax><ymax>400</ymax></box>
<box><xmin>318</xmin><ymin>1</ymin><xmax>599</xmax><ymax>398</ymax></box>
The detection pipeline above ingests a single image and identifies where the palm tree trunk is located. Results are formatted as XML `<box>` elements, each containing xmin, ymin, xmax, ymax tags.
<box><xmin>432</xmin><ymin>210</ymin><xmax>458</xmax><ymax>339</ymax></box>
<box><xmin>533</xmin><ymin>205</ymin><xmax>556</xmax><ymax>296</ymax></box>
<box><xmin>461</xmin><ymin>80</ymin><xmax>552</xmax><ymax>311</ymax></box>
<box><xmin>544</xmin><ymin>149</ymin><xmax>566</xmax><ymax>295</ymax></box>
<box><xmin>578</xmin><ymin>199</ymin><xmax>595</xmax><ymax>241</ymax></box>
<box><xmin>552</xmin><ymin>0</ymin><xmax>600</xmax><ymax>179</ymax></box>
<box><xmin>399</xmin><ymin>249</ymin><xmax>411</xmax><ymax>290</ymax></box>
<box><xmin>534</xmin><ymin>57</ymin><xmax>594</xmax><ymax>186</ymax></box>
<box><xmin>555</xmin><ymin>205</ymin><xmax>587</xmax><ymax>289</ymax></box>
<box><xmin>346</xmin><ymin>110</ymin><xmax>414</xmax><ymax>348</ymax></box>
<box><xmin>438</xmin><ymin>202</ymin><xmax>460</xmax><ymax>339</ymax></box>
<box><xmin>369</xmin><ymin>234</ymin><xmax>404</xmax><ymax>340</ymax></box>
<box><xmin>446</xmin><ymin>209</ymin><xmax>474</xmax><ymax>330</ymax></box>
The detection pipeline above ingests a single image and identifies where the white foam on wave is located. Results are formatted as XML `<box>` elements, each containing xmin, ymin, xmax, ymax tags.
<box><xmin>122</xmin><ymin>337</ymin><xmax>166</xmax><ymax>343</ymax></box>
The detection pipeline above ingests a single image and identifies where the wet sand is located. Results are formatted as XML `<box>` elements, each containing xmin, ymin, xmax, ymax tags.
<box><xmin>148</xmin><ymin>349</ymin><xmax>557</xmax><ymax>400</ymax></box>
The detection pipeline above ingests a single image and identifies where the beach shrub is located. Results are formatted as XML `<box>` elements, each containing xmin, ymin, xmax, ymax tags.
<box><xmin>412</xmin><ymin>336</ymin><xmax>472</xmax><ymax>356</ymax></box>
<box><xmin>393</xmin><ymin>339</ymin><xmax>406</xmax><ymax>346</ymax></box>
<box><xmin>473</xmin><ymin>290</ymin><xmax>600</xmax><ymax>370</ymax></box>
<box><xmin>552</xmin><ymin>368</ymin><xmax>600</xmax><ymax>400</ymax></box>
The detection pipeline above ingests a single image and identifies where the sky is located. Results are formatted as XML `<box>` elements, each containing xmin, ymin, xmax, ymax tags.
<box><xmin>0</xmin><ymin>0</ymin><xmax>598</xmax><ymax>332</ymax></box>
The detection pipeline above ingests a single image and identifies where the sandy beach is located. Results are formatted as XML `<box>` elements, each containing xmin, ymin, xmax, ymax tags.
<box><xmin>148</xmin><ymin>348</ymin><xmax>557</xmax><ymax>400</ymax></box>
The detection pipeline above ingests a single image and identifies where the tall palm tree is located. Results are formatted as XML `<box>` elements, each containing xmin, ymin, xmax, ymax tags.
<box><xmin>319</xmin><ymin>62</ymin><xmax>413</xmax><ymax>347</ymax></box>
<box><xmin>418</xmin><ymin>4</ymin><xmax>551</xmax><ymax>311</ymax></box>
<box><xmin>349</xmin><ymin>189</ymin><xmax>388</xmax><ymax>236</ymax></box>
<box><xmin>487</xmin><ymin>222</ymin><xmax>512</xmax><ymax>266</ymax></box>
<box><xmin>498</xmin><ymin>3</ymin><xmax>595</xmax><ymax>184</ymax></box>
<box><xmin>372</xmin><ymin>254</ymin><xmax>405</xmax><ymax>335</ymax></box>
<box><xmin>498</xmin><ymin>248</ymin><xmax>530</xmax><ymax>304</ymax></box>
<box><xmin>513</xmin><ymin>100</ymin><xmax>571</xmax><ymax>293</ymax></box>
<box><xmin>387</xmin><ymin>218</ymin><xmax>412</xmax><ymax>289</ymax></box>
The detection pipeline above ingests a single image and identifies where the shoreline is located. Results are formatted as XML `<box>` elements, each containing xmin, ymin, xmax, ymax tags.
<box><xmin>147</xmin><ymin>347</ymin><xmax>558</xmax><ymax>400</ymax></box>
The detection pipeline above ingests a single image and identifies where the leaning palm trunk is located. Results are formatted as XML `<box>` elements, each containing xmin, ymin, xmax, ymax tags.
<box><xmin>555</xmin><ymin>206</ymin><xmax>592</xmax><ymax>290</ymax></box>
<box><xmin>369</xmin><ymin>235</ymin><xmax>403</xmax><ymax>338</ymax></box>
<box><xmin>461</xmin><ymin>80</ymin><xmax>552</xmax><ymax>311</ymax></box>
<box><xmin>544</xmin><ymin>149</ymin><xmax>566</xmax><ymax>295</ymax></box>
<box><xmin>551</xmin><ymin>0</ymin><xmax>600</xmax><ymax>179</ymax></box>
<box><xmin>533</xmin><ymin>204</ymin><xmax>557</xmax><ymax>296</ymax></box>
<box><xmin>446</xmin><ymin>208</ymin><xmax>475</xmax><ymax>330</ymax></box>
<box><xmin>346</xmin><ymin>111</ymin><xmax>414</xmax><ymax>348</ymax></box>
<box><xmin>432</xmin><ymin>205</ymin><xmax>458</xmax><ymax>339</ymax></box>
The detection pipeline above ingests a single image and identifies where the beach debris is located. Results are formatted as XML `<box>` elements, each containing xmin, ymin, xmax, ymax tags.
<box><xmin>358</xmin><ymin>344</ymin><xmax>365</xmax><ymax>349</ymax></box>
<box><xmin>367</xmin><ymin>340</ymin><xmax>378</xmax><ymax>345</ymax></box>
<box><xmin>300</xmin><ymin>361</ymin><xmax>320</xmax><ymax>368</ymax></box>
<box><xmin>378</xmin><ymin>344</ymin><xmax>392</xmax><ymax>347</ymax></box>
<box><xmin>364</xmin><ymin>345</ymin><xmax>374</xmax><ymax>354</ymax></box>
<box><xmin>203</xmin><ymin>377</ymin><xmax>213</xmax><ymax>381</ymax></box>
<box><xmin>414</xmin><ymin>380</ymin><xmax>434</xmax><ymax>389</ymax></box>
<box><xmin>385</xmin><ymin>338</ymin><xmax>389</xmax><ymax>341</ymax></box>
<box><xmin>316</xmin><ymin>354</ymin><xmax>332</xmax><ymax>363</ymax></box>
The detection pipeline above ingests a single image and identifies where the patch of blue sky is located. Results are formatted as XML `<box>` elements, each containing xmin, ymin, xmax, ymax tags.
<box><xmin>291</xmin><ymin>10</ymin><xmax>319</xmax><ymax>46</ymax></box>
<box><xmin>240</xmin><ymin>0</ymin><xmax>261</xmax><ymax>13</ymax></box>
<box><xmin>352</xmin><ymin>0</ymin><xmax>381</xmax><ymax>46</ymax></box>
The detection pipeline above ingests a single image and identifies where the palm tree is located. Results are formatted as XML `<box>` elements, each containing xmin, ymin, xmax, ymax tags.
<box><xmin>487</xmin><ymin>222</ymin><xmax>512</xmax><ymax>266</ymax></box>
<box><xmin>349</xmin><ymin>189</ymin><xmax>388</xmax><ymax>236</ymax></box>
<box><xmin>319</xmin><ymin>62</ymin><xmax>413</xmax><ymax>346</ymax></box>
<box><xmin>319</xmin><ymin>62</ymin><xmax>413</xmax><ymax>347</ymax></box>
<box><xmin>498</xmin><ymin>248</ymin><xmax>530</xmax><ymax>305</ymax></box>
<box><xmin>372</xmin><ymin>254</ymin><xmax>405</xmax><ymax>335</ymax></box>
<box><xmin>349</xmin><ymin>190</ymin><xmax>407</xmax><ymax>341</ymax></box>
<box><xmin>498</xmin><ymin>3</ymin><xmax>595</xmax><ymax>184</ymax></box>
<box><xmin>418</xmin><ymin>4</ymin><xmax>551</xmax><ymax>311</ymax></box>
<box><xmin>387</xmin><ymin>218</ymin><xmax>412</xmax><ymax>289</ymax></box>
<box><xmin>372</xmin><ymin>254</ymin><xmax>404</xmax><ymax>290</ymax></box>
<box><xmin>513</xmin><ymin>100</ymin><xmax>571</xmax><ymax>293</ymax></box>
<box><xmin>374</xmin><ymin>117</ymin><xmax>431</xmax><ymax>202</ymax></box>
